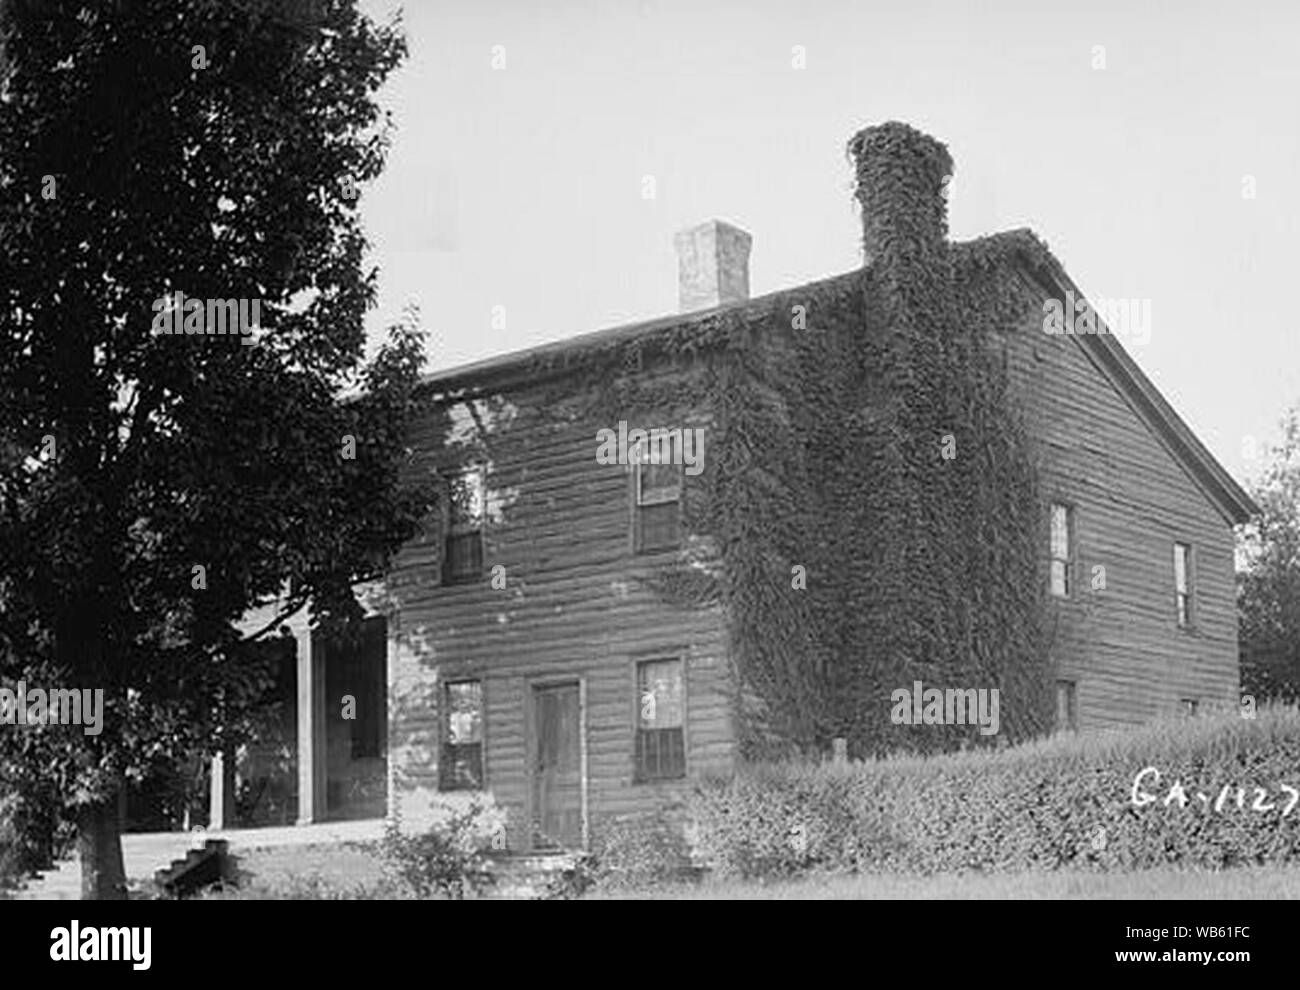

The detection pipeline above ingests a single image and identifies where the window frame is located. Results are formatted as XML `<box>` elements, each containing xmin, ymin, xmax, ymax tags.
<box><xmin>442</xmin><ymin>465</ymin><xmax>487</xmax><ymax>585</ymax></box>
<box><xmin>439</xmin><ymin>678</ymin><xmax>485</xmax><ymax>792</ymax></box>
<box><xmin>1173</xmin><ymin>542</ymin><xmax>1194</xmax><ymax>629</ymax></box>
<box><xmin>632</xmin><ymin>656</ymin><xmax>687</xmax><ymax>783</ymax></box>
<box><xmin>631</xmin><ymin>435</ymin><xmax>683</xmax><ymax>554</ymax></box>
<box><xmin>1049</xmin><ymin>501</ymin><xmax>1075</xmax><ymax>598</ymax></box>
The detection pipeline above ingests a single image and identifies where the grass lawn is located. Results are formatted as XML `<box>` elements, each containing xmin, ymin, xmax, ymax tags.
<box><xmin>592</xmin><ymin>866</ymin><xmax>1300</xmax><ymax>900</ymax></box>
<box><xmin>212</xmin><ymin>841</ymin><xmax>1300</xmax><ymax>899</ymax></box>
<box><xmin>207</xmin><ymin>842</ymin><xmax>393</xmax><ymax>899</ymax></box>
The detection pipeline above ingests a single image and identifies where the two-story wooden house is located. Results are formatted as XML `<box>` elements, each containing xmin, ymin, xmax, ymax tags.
<box><xmin>216</xmin><ymin>123</ymin><xmax>1255</xmax><ymax>852</ymax></box>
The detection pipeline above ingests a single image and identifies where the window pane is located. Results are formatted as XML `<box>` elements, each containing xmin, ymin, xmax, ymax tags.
<box><xmin>446</xmin><ymin>681</ymin><xmax>483</xmax><ymax>744</ymax></box>
<box><xmin>667</xmin><ymin>728</ymin><xmax>684</xmax><ymax>775</ymax></box>
<box><xmin>1050</xmin><ymin>503</ymin><xmax>1070</xmax><ymax>560</ymax></box>
<box><xmin>643</xmin><ymin>461</ymin><xmax>679</xmax><ymax>494</ymax></box>
<box><xmin>441</xmin><ymin>743</ymin><xmax>483</xmax><ymax>790</ymax></box>
<box><xmin>633</xmin><ymin>435</ymin><xmax>680</xmax><ymax>551</ymax></box>
<box><xmin>1050</xmin><ymin>560</ymin><xmax>1068</xmax><ymax>597</ymax></box>
<box><xmin>636</xmin><ymin>435</ymin><xmax>680</xmax><ymax>502</ymax></box>
<box><xmin>636</xmin><ymin>728</ymin><xmax>685</xmax><ymax>780</ymax></box>
<box><xmin>638</xmin><ymin>660</ymin><xmax>683</xmax><ymax>728</ymax></box>
<box><xmin>444</xmin><ymin>531</ymin><xmax>483</xmax><ymax>581</ymax></box>
<box><xmin>449</xmin><ymin>469</ymin><xmax>484</xmax><ymax>529</ymax></box>
<box><xmin>1174</xmin><ymin>544</ymin><xmax>1188</xmax><ymax>593</ymax></box>
<box><xmin>636</xmin><ymin>501</ymin><xmax>679</xmax><ymax>551</ymax></box>
<box><xmin>442</xmin><ymin>681</ymin><xmax>483</xmax><ymax>790</ymax></box>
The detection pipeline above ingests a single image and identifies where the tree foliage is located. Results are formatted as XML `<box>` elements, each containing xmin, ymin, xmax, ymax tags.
<box><xmin>1239</xmin><ymin>408</ymin><xmax>1300</xmax><ymax>704</ymax></box>
<box><xmin>0</xmin><ymin>0</ymin><xmax>430</xmax><ymax>897</ymax></box>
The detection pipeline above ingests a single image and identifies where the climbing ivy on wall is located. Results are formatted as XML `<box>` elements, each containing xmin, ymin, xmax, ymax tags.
<box><xmin>464</xmin><ymin>121</ymin><xmax>1060</xmax><ymax>762</ymax></box>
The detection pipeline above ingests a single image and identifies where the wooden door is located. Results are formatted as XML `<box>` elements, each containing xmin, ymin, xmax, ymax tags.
<box><xmin>531</xmin><ymin>682</ymin><xmax>582</xmax><ymax>850</ymax></box>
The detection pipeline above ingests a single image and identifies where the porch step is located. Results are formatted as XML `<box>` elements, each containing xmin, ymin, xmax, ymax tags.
<box><xmin>154</xmin><ymin>840</ymin><xmax>231</xmax><ymax>899</ymax></box>
<box><xmin>477</xmin><ymin>852</ymin><xmax>589</xmax><ymax>900</ymax></box>
<box><xmin>7</xmin><ymin>830</ymin><xmax>232</xmax><ymax>900</ymax></box>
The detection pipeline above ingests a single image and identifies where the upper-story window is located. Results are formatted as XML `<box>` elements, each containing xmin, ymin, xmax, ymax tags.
<box><xmin>1049</xmin><ymin>502</ymin><xmax>1073</xmax><ymax>597</ymax></box>
<box><xmin>443</xmin><ymin>467</ymin><xmax>485</xmax><ymax>584</ymax></box>
<box><xmin>633</xmin><ymin>435</ymin><xmax>681</xmax><ymax>553</ymax></box>
<box><xmin>1174</xmin><ymin>542</ymin><xmax>1193</xmax><ymax>627</ymax></box>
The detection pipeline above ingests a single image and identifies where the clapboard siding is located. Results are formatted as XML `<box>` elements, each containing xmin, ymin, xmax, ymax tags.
<box><xmin>386</xmin><ymin>359</ymin><xmax>732</xmax><ymax>849</ymax></box>
<box><xmin>1005</xmin><ymin>272</ymin><xmax>1239</xmax><ymax>728</ymax></box>
<box><xmin>383</xmin><ymin>261</ymin><xmax>1242</xmax><ymax>843</ymax></box>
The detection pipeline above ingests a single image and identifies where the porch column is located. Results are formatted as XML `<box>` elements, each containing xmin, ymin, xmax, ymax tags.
<box><xmin>295</xmin><ymin>628</ymin><xmax>327</xmax><ymax>824</ymax></box>
<box><xmin>208</xmin><ymin>748</ymin><xmax>236</xmax><ymax>830</ymax></box>
<box><xmin>385</xmin><ymin>619</ymin><xmax>399</xmax><ymax>825</ymax></box>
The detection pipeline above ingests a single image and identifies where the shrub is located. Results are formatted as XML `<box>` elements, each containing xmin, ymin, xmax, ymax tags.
<box><xmin>688</xmin><ymin>763</ymin><xmax>901</xmax><ymax>879</ymax></box>
<box><xmin>379</xmin><ymin>792</ymin><xmax>507</xmax><ymax>899</ymax></box>
<box><xmin>589</xmin><ymin>812</ymin><xmax>696</xmax><ymax>891</ymax></box>
<box><xmin>688</xmin><ymin>705</ymin><xmax>1300</xmax><ymax>881</ymax></box>
<box><xmin>538</xmin><ymin>856</ymin><xmax>599</xmax><ymax>900</ymax></box>
<box><xmin>0</xmin><ymin>792</ymin><xmax>24</xmax><ymax>890</ymax></box>
<box><xmin>196</xmin><ymin>873</ymin><xmax>410</xmax><ymax>900</ymax></box>
<box><xmin>0</xmin><ymin>784</ymin><xmax>66</xmax><ymax>891</ymax></box>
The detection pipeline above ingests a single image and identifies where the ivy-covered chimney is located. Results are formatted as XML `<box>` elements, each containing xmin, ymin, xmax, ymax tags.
<box><xmin>847</xmin><ymin>121</ymin><xmax>953</xmax><ymax>269</ymax></box>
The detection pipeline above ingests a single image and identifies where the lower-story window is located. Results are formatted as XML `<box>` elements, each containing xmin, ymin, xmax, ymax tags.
<box><xmin>635</xmin><ymin>658</ymin><xmax>685</xmax><ymax>781</ymax></box>
<box><xmin>1055</xmin><ymin>679</ymin><xmax>1077</xmax><ymax>732</ymax></box>
<box><xmin>440</xmin><ymin>680</ymin><xmax>484</xmax><ymax>790</ymax></box>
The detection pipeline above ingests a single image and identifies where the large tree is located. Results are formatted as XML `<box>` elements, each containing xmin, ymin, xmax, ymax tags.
<box><xmin>1239</xmin><ymin>407</ymin><xmax>1300</xmax><ymax>705</ymax></box>
<box><xmin>0</xmin><ymin>0</ymin><xmax>433</xmax><ymax>898</ymax></box>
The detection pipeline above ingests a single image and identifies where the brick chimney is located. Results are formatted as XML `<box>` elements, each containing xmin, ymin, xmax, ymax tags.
<box><xmin>847</xmin><ymin>121</ymin><xmax>953</xmax><ymax>268</ymax></box>
<box><xmin>673</xmin><ymin>219</ymin><xmax>752</xmax><ymax>313</ymax></box>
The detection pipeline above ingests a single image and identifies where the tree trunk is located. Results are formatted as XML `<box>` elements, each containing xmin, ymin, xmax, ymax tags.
<box><xmin>56</xmin><ymin>600</ymin><xmax>127</xmax><ymax>900</ymax></box>
<box><xmin>78</xmin><ymin>800</ymin><xmax>127</xmax><ymax>900</ymax></box>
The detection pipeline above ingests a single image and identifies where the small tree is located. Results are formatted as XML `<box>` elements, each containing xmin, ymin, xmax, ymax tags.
<box><xmin>1239</xmin><ymin>408</ymin><xmax>1300</xmax><ymax>704</ymax></box>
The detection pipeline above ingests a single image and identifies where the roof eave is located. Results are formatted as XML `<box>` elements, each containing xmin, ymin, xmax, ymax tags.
<box><xmin>411</xmin><ymin>269</ymin><xmax>863</xmax><ymax>397</ymax></box>
<box><xmin>1015</xmin><ymin>249</ymin><xmax>1258</xmax><ymax>526</ymax></box>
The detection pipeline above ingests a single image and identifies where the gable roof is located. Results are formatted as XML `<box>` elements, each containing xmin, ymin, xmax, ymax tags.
<box><xmin>415</xmin><ymin>273</ymin><xmax>848</xmax><ymax>396</ymax></box>
<box><xmin>416</xmin><ymin>235</ymin><xmax>1257</xmax><ymax>527</ymax></box>
<box><xmin>1006</xmin><ymin>234</ymin><xmax>1257</xmax><ymax>527</ymax></box>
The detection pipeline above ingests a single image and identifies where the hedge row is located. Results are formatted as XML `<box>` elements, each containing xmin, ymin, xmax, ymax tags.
<box><xmin>686</xmin><ymin>706</ymin><xmax>1300</xmax><ymax>879</ymax></box>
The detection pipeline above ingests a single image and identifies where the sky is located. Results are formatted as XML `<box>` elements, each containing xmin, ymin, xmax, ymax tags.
<box><xmin>357</xmin><ymin>0</ymin><xmax>1300</xmax><ymax>490</ymax></box>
